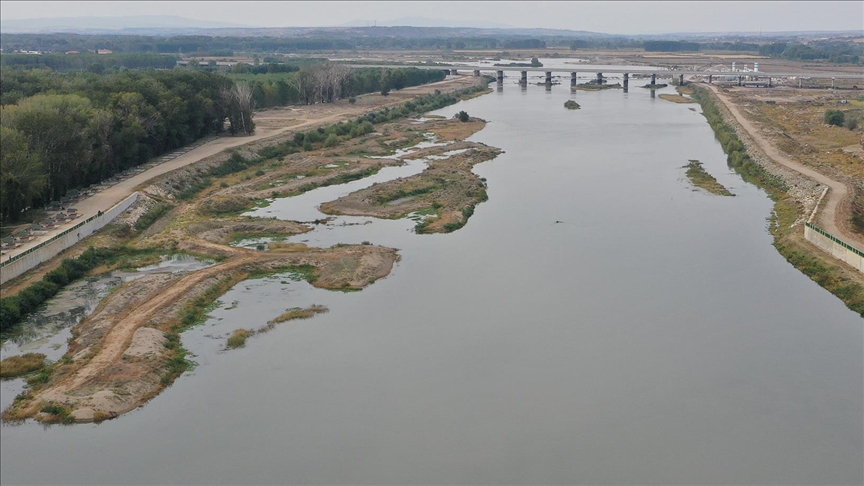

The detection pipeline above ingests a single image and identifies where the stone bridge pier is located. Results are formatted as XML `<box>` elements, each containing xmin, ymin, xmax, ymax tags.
<box><xmin>596</xmin><ymin>72</ymin><xmax>604</xmax><ymax>85</ymax></box>
<box><xmin>571</xmin><ymin>72</ymin><xmax>578</xmax><ymax>86</ymax></box>
<box><xmin>520</xmin><ymin>71</ymin><xmax>528</xmax><ymax>84</ymax></box>
<box><xmin>545</xmin><ymin>71</ymin><xmax>553</xmax><ymax>84</ymax></box>
<box><xmin>623</xmin><ymin>73</ymin><xmax>629</xmax><ymax>91</ymax></box>
<box><xmin>473</xmin><ymin>70</ymin><xmax>481</xmax><ymax>77</ymax></box>
<box><xmin>497</xmin><ymin>70</ymin><xmax>504</xmax><ymax>82</ymax></box>
<box><xmin>651</xmin><ymin>73</ymin><xmax>657</xmax><ymax>85</ymax></box>
<box><xmin>679</xmin><ymin>74</ymin><xmax>684</xmax><ymax>85</ymax></box>
<box><xmin>450</xmin><ymin>69</ymin><xmax>458</xmax><ymax>76</ymax></box>
<box><xmin>708</xmin><ymin>74</ymin><xmax>713</xmax><ymax>84</ymax></box>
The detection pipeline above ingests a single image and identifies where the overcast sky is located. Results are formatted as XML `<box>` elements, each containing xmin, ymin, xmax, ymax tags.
<box><xmin>1</xmin><ymin>1</ymin><xmax>862</xmax><ymax>34</ymax></box>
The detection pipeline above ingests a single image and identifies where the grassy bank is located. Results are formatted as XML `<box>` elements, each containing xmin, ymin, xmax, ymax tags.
<box><xmin>683</xmin><ymin>160</ymin><xmax>734</xmax><ymax>196</ymax></box>
<box><xmin>226</xmin><ymin>304</ymin><xmax>328</xmax><ymax>349</ymax></box>
<box><xmin>659</xmin><ymin>94</ymin><xmax>695</xmax><ymax>104</ymax></box>
<box><xmin>0</xmin><ymin>353</ymin><xmax>46</xmax><ymax>378</ymax></box>
<box><xmin>690</xmin><ymin>85</ymin><xmax>864</xmax><ymax>317</ymax></box>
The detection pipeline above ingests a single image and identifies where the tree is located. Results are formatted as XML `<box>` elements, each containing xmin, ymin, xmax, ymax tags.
<box><xmin>456</xmin><ymin>110</ymin><xmax>470</xmax><ymax>122</ymax></box>
<box><xmin>0</xmin><ymin>126</ymin><xmax>46</xmax><ymax>221</ymax></box>
<box><xmin>221</xmin><ymin>83</ymin><xmax>255</xmax><ymax>135</ymax></box>
<box><xmin>1</xmin><ymin>94</ymin><xmax>94</xmax><ymax>201</ymax></box>
<box><xmin>391</xmin><ymin>70</ymin><xmax>407</xmax><ymax>90</ymax></box>
<box><xmin>825</xmin><ymin>109</ymin><xmax>845</xmax><ymax>127</ymax></box>
<box><xmin>380</xmin><ymin>70</ymin><xmax>392</xmax><ymax>96</ymax></box>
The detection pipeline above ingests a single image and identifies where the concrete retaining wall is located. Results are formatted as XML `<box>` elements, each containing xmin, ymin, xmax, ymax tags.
<box><xmin>804</xmin><ymin>223</ymin><xmax>864</xmax><ymax>273</ymax></box>
<box><xmin>0</xmin><ymin>193</ymin><xmax>139</xmax><ymax>285</ymax></box>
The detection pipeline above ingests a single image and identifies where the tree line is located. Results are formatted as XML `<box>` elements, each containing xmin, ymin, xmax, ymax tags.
<box><xmin>226</xmin><ymin>65</ymin><xmax>445</xmax><ymax>109</ymax></box>
<box><xmin>0</xmin><ymin>53</ymin><xmax>179</xmax><ymax>72</ymax></box>
<box><xmin>1</xmin><ymin>33</ymin><xmax>550</xmax><ymax>54</ymax></box>
<box><xmin>758</xmin><ymin>41</ymin><xmax>861</xmax><ymax>64</ymax></box>
<box><xmin>0</xmin><ymin>63</ymin><xmax>446</xmax><ymax>222</ymax></box>
<box><xmin>0</xmin><ymin>68</ymin><xmax>255</xmax><ymax>221</ymax></box>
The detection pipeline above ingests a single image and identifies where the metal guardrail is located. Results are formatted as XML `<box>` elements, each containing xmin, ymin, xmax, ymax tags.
<box><xmin>1</xmin><ymin>214</ymin><xmax>98</xmax><ymax>267</ymax></box>
<box><xmin>806</xmin><ymin>222</ymin><xmax>864</xmax><ymax>258</ymax></box>
<box><xmin>1</xmin><ymin>136</ymin><xmax>216</xmax><ymax>269</ymax></box>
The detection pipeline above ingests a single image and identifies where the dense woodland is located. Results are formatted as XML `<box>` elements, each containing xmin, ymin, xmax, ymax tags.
<box><xmin>0</xmin><ymin>61</ymin><xmax>445</xmax><ymax>222</ymax></box>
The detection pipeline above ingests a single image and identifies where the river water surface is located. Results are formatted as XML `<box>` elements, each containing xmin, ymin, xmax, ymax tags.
<box><xmin>1</xmin><ymin>81</ymin><xmax>862</xmax><ymax>485</ymax></box>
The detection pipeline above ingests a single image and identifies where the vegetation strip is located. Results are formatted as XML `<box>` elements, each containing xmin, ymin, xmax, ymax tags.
<box><xmin>683</xmin><ymin>160</ymin><xmax>734</xmax><ymax>196</ymax></box>
<box><xmin>0</xmin><ymin>353</ymin><xmax>46</xmax><ymax>378</ymax></box>
<box><xmin>659</xmin><ymin>94</ymin><xmax>696</xmax><ymax>104</ymax></box>
<box><xmin>226</xmin><ymin>305</ymin><xmax>328</xmax><ymax>349</ymax></box>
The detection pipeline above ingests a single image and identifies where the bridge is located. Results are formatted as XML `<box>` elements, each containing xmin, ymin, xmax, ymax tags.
<box><xmin>345</xmin><ymin>63</ymin><xmax>864</xmax><ymax>90</ymax></box>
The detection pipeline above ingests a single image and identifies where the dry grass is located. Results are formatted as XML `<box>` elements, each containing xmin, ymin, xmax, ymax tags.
<box><xmin>744</xmin><ymin>99</ymin><xmax>864</xmax><ymax>181</ymax></box>
<box><xmin>0</xmin><ymin>353</ymin><xmax>47</xmax><ymax>378</ymax></box>
<box><xmin>424</xmin><ymin>119</ymin><xmax>486</xmax><ymax>141</ymax></box>
<box><xmin>268</xmin><ymin>242</ymin><xmax>311</xmax><ymax>252</ymax></box>
<box><xmin>676</xmin><ymin>85</ymin><xmax>695</xmax><ymax>96</ymax></box>
<box><xmin>225</xmin><ymin>305</ymin><xmax>328</xmax><ymax>349</ymax></box>
<box><xmin>683</xmin><ymin>160</ymin><xmax>734</xmax><ymax>196</ymax></box>
<box><xmin>659</xmin><ymin>94</ymin><xmax>696</xmax><ymax>104</ymax></box>
<box><xmin>269</xmin><ymin>305</ymin><xmax>329</xmax><ymax>326</ymax></box>
<box><xmin>226</xmin><ymin>329</ymin><xmax>251</xmax><ymax>349</ymax></box>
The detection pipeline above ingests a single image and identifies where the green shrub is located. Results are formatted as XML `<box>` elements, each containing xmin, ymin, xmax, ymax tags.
<box><xmin>134</xmin><ymin>203</ymin><xmax>173</xmax><ymax>232</ymax></box>
<box><xmin>825</xmin><ymin>109</ymin><xmax>845</xmax><ymax>127</ymax></box>
<box><xmin>324</xmin><ymin>133</ymin><xmax>340</xmax><ymax>147</ymax></box>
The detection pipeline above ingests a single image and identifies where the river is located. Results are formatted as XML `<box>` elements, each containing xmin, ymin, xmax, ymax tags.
<box><xmin>1</xmin><ymin>80</ymin><xmax>861</xmax><ymax>485</ymax></box>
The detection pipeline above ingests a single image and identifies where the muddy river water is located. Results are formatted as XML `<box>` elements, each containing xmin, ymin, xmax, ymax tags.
<box><xmin>1</xmin><ymin>80</ymin><xmax>862</xmax><ymax>485</ymax></box>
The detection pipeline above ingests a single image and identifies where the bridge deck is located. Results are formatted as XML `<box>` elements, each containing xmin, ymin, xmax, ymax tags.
<box><xmin>344</xmin><ymin>64</ymin><xmax>864</xmax><ymax>79</ymax></box>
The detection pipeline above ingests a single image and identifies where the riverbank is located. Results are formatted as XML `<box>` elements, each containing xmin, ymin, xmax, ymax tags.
<box><xmin>1</xmin><ymin>82</ymin><xmax>499</xmax><ymax>423</ymax></box>
<box><xmin>690</xmin><ymin>85</ymin><xmax>864</xmax><ymax>316</ymax></box>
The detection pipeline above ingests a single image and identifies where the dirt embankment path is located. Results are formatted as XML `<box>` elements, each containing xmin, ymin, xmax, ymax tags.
<box><xmin>706</xmin><ymin>85</ymin><xmax>863</xmax><ymax>252</ymax></box>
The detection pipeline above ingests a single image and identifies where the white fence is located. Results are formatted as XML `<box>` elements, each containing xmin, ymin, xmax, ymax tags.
<box><xmin>804</xmin><ymin>223</ymin><xmax>864</xmax><ymax>273</ymax></box>
<box><xmin>0</xmin><ymin>193</ymin><xmax>139</xmax><ymax>285</ymax></box>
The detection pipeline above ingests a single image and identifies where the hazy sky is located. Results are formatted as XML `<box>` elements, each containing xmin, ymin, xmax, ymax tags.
<box><xmin>1</xmin><ymin>1</ymin><xmax>862</xmax><ymax>34</ymax></box>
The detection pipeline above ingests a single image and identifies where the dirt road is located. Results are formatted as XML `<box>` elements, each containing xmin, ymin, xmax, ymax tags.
<box><xmin>706</xmin><ymin>85</ymin><xmax>863</xmax><ymax>253</ymax></box>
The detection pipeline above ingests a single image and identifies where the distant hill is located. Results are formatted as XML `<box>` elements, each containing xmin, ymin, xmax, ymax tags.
<box><xmin>0</xmin><ymin>15</ymin><xmax>248</xmax><ymax>33</ymax></box>
<box><xmin>340</xmin><ymin>17</ymin><xmax>516</xmax><ymax>29</ymax></box>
